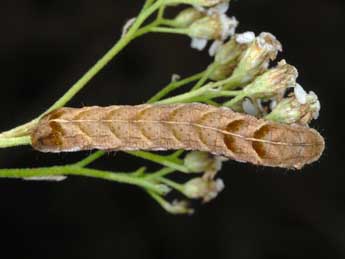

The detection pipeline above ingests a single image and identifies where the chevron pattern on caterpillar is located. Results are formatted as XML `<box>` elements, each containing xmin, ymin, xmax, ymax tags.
<box><xmin>31</xmin><ymin>103</ymin><xmax>325</xmax><ymax>169</ymax></box>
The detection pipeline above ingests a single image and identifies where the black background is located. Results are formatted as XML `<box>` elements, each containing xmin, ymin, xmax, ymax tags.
<box><xmin>0</xmin><ymin>0</ymin><xmax>344</xmax><ymax>258</ymax></box>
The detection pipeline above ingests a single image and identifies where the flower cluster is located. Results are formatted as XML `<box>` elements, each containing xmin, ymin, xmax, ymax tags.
<box><xmin>142</xmin><ymin>0</ymin><xmax>322</xmax><ymax>213</ymax></box>
<box><xmin>167</xmin><ymin>0</ymin><xmax>237</xmax><ymax>51</ymax></box>
<box><xmin>0</xmin><ymin>0</ymin><xmax>324</xmax><ymax>215</ymax></box>
<box><xmin>157</xmin><ymin>0</ymin><xmax>321</xmax><ymax>125</ymax></box>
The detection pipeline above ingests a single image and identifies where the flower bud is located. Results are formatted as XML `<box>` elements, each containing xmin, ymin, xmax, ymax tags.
<box><xmin>184</xmin><ymin>151</ymin><xmax>215</xmax><ymax>173</ymax></box>
<box><xmin>243</xmin><ymin>60</ymin><xmax>298</xmax><ymax>99</ymax></box>
<box><xmin>230</xmin><ymin>32</ymin><xmax>282</xmax><ymax>85</ymax></box>
<box><xmin>209</xmin><ymin>32</ymin><xmax>254</xmax><ymax>80</ymax></box>
<box><xmin>171</xmin><ymin>7</ymin><xmax>205</xmax><ymax>28</ymax></box>
<box><xmin>183</xmin><ymin>177</ymin><xmax>225</xmax><ymax>202</ymax></box>
<box><xmin>188</xmin><ymin>14</ymin><xmax>238</xmax><ymax>41</ymax></box>
<box><xmin>162</xmin><ymin>199</ymin><xmax>194</xmax><ymax>215</ymax></box>
<box><xmin>265</xmin><ymin>88</ymin><xmax>321</xmax><ymax>125</ymax></box>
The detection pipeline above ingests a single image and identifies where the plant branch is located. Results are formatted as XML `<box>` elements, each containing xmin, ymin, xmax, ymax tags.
<box><xmin>0</xmin><ymin>0</ymin><xmax>164</xmax><ymax>140</ymax></box>
<box><xmin>0</xmin><ymin>136</ymin><xmax>31</xmax><ymax>149</ymax></box>
<box><xmin>147</xmin><ymin>72</ymin><xmax>204</xmax><ymax>103</ymax></box>
<box><xmin>0</xmin><ymin>165</ymin><xmax>168</xmax><ymax>194</ymax></box>
<box><xmin>126</xmin><ymin>151</ymin><xmax>190</xmax><ymax>173</ymax></box>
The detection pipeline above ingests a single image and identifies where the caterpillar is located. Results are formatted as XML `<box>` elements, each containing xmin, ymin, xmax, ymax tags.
<box><xmin>31</xmin><ymin>103</ymin><xmax>325</xmax><ymax>169</ymax></box>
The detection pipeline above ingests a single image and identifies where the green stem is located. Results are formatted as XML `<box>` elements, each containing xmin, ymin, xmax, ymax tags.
<box><xmin>0</xmin><ymin>0</ymin><xmax>164</xmax><ymax>140</ymax></box>
<box><xmin>155</xmin><ymin>82</ymin><xmax>242</xmax><ymax>105</ymax></box>
<box><xmin>191</xmin><ymin>63</ymin><xmax>217</xmax><ymax>90</ymax></box>
<box><xmin>47</xmin><ymin>1</ymin><xmax>163</xmax><ymax>113</ymax></box>
<box><xmin>146</xmin><ymin>167</ymin><xmax>176</xmax><ymax>179</ymax></box>
<box><xmin>147</xmin><ymin>72</ymin><xmax>204</xmax><ymax>103</ymax></box>
<box><xmin>155</xmin><ymin>85</ymin><xmax>209</xmax><ymax>104</ymax></box>
<box><xmin>143</xmin><ymin>0</ymin><xmax>155</xmax><ymax>9</ymax></box>
<box><xmin>126</xmin><ymin>151</ymin><xmax>189</xmax><ymax>173</ymax></box>
<box><xmin>0</xmin><ymin>165</ymin><xmax>167</xmax><ymax>194</ymax></box>
<box><xmin>160</xmin><ymin>19</ymin><xmax>179</xmax><ymax>27</ymax></box>
<box><xmin>74</xmin><ymin>151</ymin><xmax>106</xmax><ymax>167</ymax></box>
<box><xmin>158</xmin><ymin>177</ymin><xmax>184</xmax><ymax>193</ymax></box>
<box><xmin>150</xmin><ymin>27</ymin><xmax>189</xmax><ymax>35</ymax></box>
<box><xmin>0</xmin><ymin>136</ymin><xmax>31</xmax><ymax>148</ymax></box>
<box><xmin>223</xmin><ymin>93</ymin><xmax>247</xmax><ymax>107</ymax></box>
<box><xmin>221</xmin><ymin>74</ymin><xmax>244</xmax><ymax>90</ymax></box>
<box><xmin>147</xmin><ymin>190</ymin><xmax>193</xmax><ymax>214</ymax></box>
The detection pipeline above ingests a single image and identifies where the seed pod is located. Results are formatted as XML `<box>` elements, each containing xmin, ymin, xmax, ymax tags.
<box><xmin>31</xmin><ymin>103</ymin><xmax>325</xmax><ymax>169</ymax></box>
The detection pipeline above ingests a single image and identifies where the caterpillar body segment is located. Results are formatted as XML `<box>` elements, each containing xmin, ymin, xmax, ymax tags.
<box><xmin>31</xmin><ymin>103</ymin><xmax>325</xmax><ymax>169</ymax></box>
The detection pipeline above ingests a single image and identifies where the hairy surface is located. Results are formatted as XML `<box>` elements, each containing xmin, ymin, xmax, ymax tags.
<box><xmin>31</xmin><ymin>103</ymin><xmax>325</xmax><ymax>169</ymax></box>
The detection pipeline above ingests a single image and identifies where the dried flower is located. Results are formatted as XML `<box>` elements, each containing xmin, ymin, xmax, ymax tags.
<box><xmin>243</xmin><ymin>60</ymin><xmax>298</xmax><ymax>99</ymax></box>
<box><xmin>184</xmin><ymin>151</ymin><xmax>215</xmax><ymax>173</ymax></box>
<box><xmin>184</xmin><ymin>151</ymin><xmax>225</xmax><ymax>174</ymax></box>
<box><xmin>294</xmin><ymin>83</ymin><xmax>307</xmax><ymax>104</ymax></box>
<box><xmin>171</xmin><ymin>7</ymin><xmax>205</xmax><ymax>28</ymax></box>
<box><xmin>188</xmin><ymin>13</ymin><xmax>238</xmax><ymax>41</ymax></box>
<box><xmin>162</xmin><ymin>199</ymin><xmax>194</xmax><ymax>215</ymax></box>
<box><xmin>183</xmin><ymin>177</ymin><xmax>225</xmax><ymax>202</ymax></box>
<box><xmin>209</xmin><ymin>32</ymin><xmax>254</xmax><ymax>80</ymax></box>
<box><xmin>265</xmin><ymin>88</ymin><xmax>321</xmax><ymax>125</ymax></box>
<box><xmin>229</xmin><ymin>32</ymin><xmax>282</xmax><ymax>86</ymax></box>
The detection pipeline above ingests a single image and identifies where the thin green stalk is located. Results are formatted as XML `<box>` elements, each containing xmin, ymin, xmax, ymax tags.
<box><xmin>74</xmin><ymin>151</ymin><xmax>106</xmax><ymax>167</ymax></box>
<box><xmin>146</xmin><ymin>167</ymin><xmax>176</xmax><ymax>179</ymax></box>
<box><xmin>222</xmin><ymin>74</ymin><xmax>244</xmax><ymax>90</ymax></box>
<box><xmin>150</xmin><ymin>27</ymin><xmax>189</xmax><ymax>35</ymax></box>
<box><xmin>155</xmin><ymin>85</ymin><xmax>209</xmax><ymax>104</ymax></box>
<box><xmin>126</xmin><ymin>151</ymin><xmax>189</xmax><ymax>173</ymax></box>
<box><xmin>0</xmin><ymin>165</ymin><xmax>167</xmax><ymax>194</ymax></box>
<box><xmin>47</xmin><ymin>1</ymin><xmax>163</xmax><ymax>113</ymax></box>
<box><xmin>0</xmin><ymin>136</ymin><xmax>31</xmax><ymax>148</ymax></box>
<box><xmin>191</xmin><ymin>63</ymin><xmax>218</xmax><ymax>90</ymax></box>
<box><xmin>223</xmin><ymin>93</ymin><xmax>246</xmax><ymax>107</ymax></box>
<box><xmin>0</xmin><ymin>0</ymin><xmax>164</xmax><ymax>140</ymax></box>
<box><xmin>143</xmin><ymin>0</ymin><xmax>155</xmax><ymax>9</ymax></box>
<box><xmin>158</xmin><ymin>177</ymin><xmax>184</xmax><ymax>193</ymax></box>
<box><xmin>160</xmin><ymin>19</ymin><xmax>179</xmax><ymax>27</ymax></box>
<box><xmin>147</xmin><ymin>72</ymin><xmax>204</xmax><ymax>103</ymax></box>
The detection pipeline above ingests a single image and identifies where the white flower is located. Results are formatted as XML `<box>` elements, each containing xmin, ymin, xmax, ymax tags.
<box><xmin>294</xmin><ymin>83</ymin><xmax>308</xmax><ymax>104</ymax></box>
<box><xmin>191</xmin><ymin>38</ymin><xmax>208</xmax><ymax>50</ymax></box>
<box><xmin>208</xmin><ymin>40</ymin><xmax>223</xmax><ymax>56</ymax></box>
<box><xmin>236</xmin><ymin>31</ymin><xmax>255</xmax><ymax>44</ymax></box>
<box><xmin>242</xmin><ymin>98</ymin><xmax>259</xmax><ymax>116</ymax></box>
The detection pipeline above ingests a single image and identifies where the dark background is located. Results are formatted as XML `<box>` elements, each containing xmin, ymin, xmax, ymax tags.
<box><xmin>0</xmin><ymin>0</ymin><xmax>344</xmax><ymax>258</ymax></box>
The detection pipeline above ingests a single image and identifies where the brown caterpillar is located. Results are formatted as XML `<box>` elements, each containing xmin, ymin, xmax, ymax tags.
<box><xmin>31</xmin><ymin>103</ymin><xmax>325</xmax><ymax>169</ymax></box>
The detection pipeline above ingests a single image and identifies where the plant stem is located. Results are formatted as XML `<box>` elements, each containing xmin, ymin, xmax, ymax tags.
<box><xmin>158</xmin><ymin>177</ymin><xmax>184</xmax><ymax>193</ymax></box>
<box><xmin>0</xmin><ymin>165</ymin><xmax>167</xmax><ymax>194</ymax></box>
<box><xmin>147</xmin><ymin>72</ymin><xmax>204</xmax><ymax>103</ymax></box>
<box><xmin>191</xmin><ymin>63</ymin><xmax>217</xmax><ymax>90</ymax></box>
<box><xmin>155</xmin><ymin>86</ymin><xmax>209</xmax><ymax>104</ymax></box>
<box><xmin>126</xmin><ymin>151</ymin><xmax>190</xmax><ymax>173</ymax></box>
<box><xmin>223</xmin><ymin>93</ymin><xmax>246</xmax><ymax>107</ymax></box>
<box><xmin>74</xmin><ymin>151</ymin><xmax>106</xmax><ymax>167</ymax></box>
<box><xmin>160</xmin><ymin>19</ymin><xmax>179</xmax><ymax>27</ymax></box>
<box><xmin>0</xmin><ymin>0</ymin><xmax>164</xmax><ymax>140</ymax></box>
<box><xmin>146</xmin><ymin>167</ymin><xmax>176</xmax><ymax>179</ymax></box>
<box><xmin>0</xmin><ymin>136</ymin><xmax>31</xmax><ymax>148</ymax></box>
<box><xmin>150</xmin><ymin>27</ymin><xmax>189</xmax><ymax>35</ymax></box>
<box><xmin>143</xmin><ymin>0</ymin><xmax>155</xmax><ymax>9</ymax></box>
